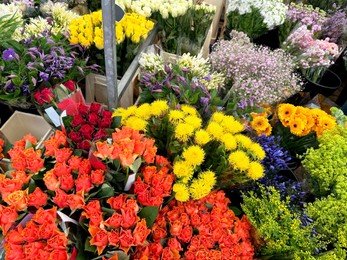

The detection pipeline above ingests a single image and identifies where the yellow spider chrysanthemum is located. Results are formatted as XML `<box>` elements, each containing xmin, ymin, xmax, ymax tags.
<box><xmin>249</xmin><ymin>143</ymin><xmax>266</xmax><ymax>160</ymax></box>
<box><xmin>228</xmin><ymin>150</ymin><xmax>250</xmax><ymax>171</ymax></box>
<box><xmin>135</xmin><ymin>103</ymin><xmax>152</xmax><ymax>120</ymax></box>
<box><xmin>250</xmin><ymin>116</ymin><xmax>269</xmax><ymax>132</ymax></box>
<box><xmin>150</xmin><ymin>100</ymin><xmax>169</xmax><ymax>116</ymax></box>
<box><xmin>184</xmin><ymin>115</ymin><xmax>202</xmax><ymax>130</ymax></box>
<box><xmin>180</xmin><ymin>104</ymin><xmax>198</xmax><ymax>117</ymax></box>
<box><xmin>278</xmin><ymin>103</ymin><xmax>296</xmax><ymax>126</ymax></box>
<box><xmin>220</xmin><ymin>133</ymin><xmax>237</xmax><ymax>151</ymax></box>
<box><xmin>175</xmin><ymin>123</ymin><xmax>194</xmax><ymax>142</ymax></box>
<box><xmin>234</xmin><ymin>135</ymin><xmax>252</xmax><ymax>149</ymax></box>
<box><xmin>173</xmin><ymin>161</ymin><xmax>194</xmax><ymax>178</ymax></box>
<box><xmin>221</xmin><ymin>115</ymin><xmax>245</xmax><ymax>134</ymax></box>
<box><xmin>194</xmin><ymin>129</ymin><xmax>211</xmax><ymax>146</ymax></box>
<box><xmin>182</xmin><ymin>145</ymin><xmax>205</xmax><ymax>167</ymax></box>
<box><xmin>169</xmin><ymin>110</ymin><xmax>185</xmax><ymax>124</ymax></box>
<box><xmin>173</xmin><ymin>183</ymin><xmax>190</xmax><ymax>202</ymax></box>
<box><xmin>247</xmin><ymin>161</ymin><xmax>264</xmax><ymax>180</ymax></box>
<box><xmin>211</xmin><ymin>111</ymin><xmax>225</xmax><ymax>123</ymax></box>
<box><xmin>189</xmin><ymin>178</ymin><xmax>212</xmax><ymax>200</ymax></box>
<box><xmin>124</xmin><ymin>116</ymin><xmax>147</xmax><ymax>131</ymax></box>
<box><xmin>199</xmin><ymin>170</ymin><xmax>216</xmax><ymax>187</ymax></box>
<box><xmin>206</xmin><ymin>122</ymin><xmax>224</xmax><ymax>140</ymax></box>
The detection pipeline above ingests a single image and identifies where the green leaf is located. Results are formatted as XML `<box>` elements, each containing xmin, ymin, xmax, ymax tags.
<box><xmin>62</xmin><ymin>116</ymin><xmax>74</xmax><ymax>128</ymax></box>
<box><xmin>112</xmin><ymin>116</ymin><xmax>122</xmax><ymax>129</ymax></box>
<box><xmin>73</xmin><ymin>149</ymin><xmax>83</xmax><ymax>157</ymax></box>
<box><xmin>96</xmin><ymin>183</ymin><xmax>114</xmax><ymax>199</ymax></box>
<box><xmin>138</xmin><ymin>206</ymin><xmax>159</xmax><ymax>228</ymax></box>
<box><xmin>84</xmin><ymin>237</ymin><xmax>97</xmax><ymax>253</ymax></box>
<box><xmin>101</xmin><ymin>207</ymin><xmax>117</xmax><ymax>215</ymax></box>
<box><xmin>230</xmin><ymin>206</ymin><xmax>242</xmax><ymax>216</ymax></box>
<box><xmin>129</xmin><ymin>157</ymin><xmax>142</xmax><ymax>174</ymax></box>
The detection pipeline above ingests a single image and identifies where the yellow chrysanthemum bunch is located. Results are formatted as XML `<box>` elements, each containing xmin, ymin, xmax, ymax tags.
<box><xmin>278</xmin><ymin>103</ymin><xmax>336</xmax><ymax>136</ymax></box>
<box><xmin>250</xmin><ymin>113</ymin><xmax>272</xmax><ymax>136</ymax></box>
<box><xmin>113</xmin><ymin>102</ymin><xmax>266</xmax><ymax>202</ymax></box>
<box><xmin>69</xmin><ymin>10</ymin><xmax>155</xmax><ymax>49</ymax></box>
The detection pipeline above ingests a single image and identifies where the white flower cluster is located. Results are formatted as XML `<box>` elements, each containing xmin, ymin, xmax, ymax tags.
<box><xmin>194</xmin><ymin>3</ymin><xmax>216</xmax><ymax>15</ymax></box>
<box><xmin>139</xmin><ymin>53</ymin><xmax>165</xmax><ymax>73</ymax></box>
<box><xmin>0</xmin><ymin>3</ymin><xmax>23</xmax><ymax>21</ymax></box>
<box><xmin>227</xmin><ymin>0</ymin><xmax>287</xmax><ymax>29</ymax></box>
<box><xmin>116</xmin><ymin>0</ymin><xmax>192</xmax><ymax>19</ymax></box>
<box><xmin>176</xmin><ymin>53</ymin><xmax>210</xmax><ymax>78</ymax></box>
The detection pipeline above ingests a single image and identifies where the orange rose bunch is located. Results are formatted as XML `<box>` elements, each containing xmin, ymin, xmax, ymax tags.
<box><xmin>0</xmin><ymin>137</ymin><xmax>4</xmax><ymax>159</ymax></box>
<box><xmin>94</xmin><ymin>126</ymin><xmax>157</xmax><ymax>167</ymax></box>
<box><xmin>7</xmin><ymin>134</ymin><xmax>44</xmax><ymax>173</ymax></box>
<box><xmin>134</xmin><ymin>155</ymin><xmax>175</xmax><ymax>206</ymax></box>
<box><xmin>82</xmin><ymin>195</ymin><xmax>151</xmax><ymax>256</ymax></box>
<box><xmin>133</xmin><ymin>190</ymin><xmax>254</xmax><ymax>260</ymax></box>
<box><xmin>4</xmin><ymin>207</ymin><xmax>70</xmax><ymax>260</ymax></box>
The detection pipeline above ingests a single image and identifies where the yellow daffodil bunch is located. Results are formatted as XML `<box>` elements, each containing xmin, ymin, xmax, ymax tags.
<box><xmin>277</xmin><ymin>103</ymin><xmax>336</xmax><ymax>136</ymax></box>
<box><xmin>69</xmin><ymin>10</ymin><xmax>155</xmax><ymax>49</ymax></box>
<box><xmin>113</xmin><ymin>101</ymin><xmax>266</xmax><ymax>202</ymax></box>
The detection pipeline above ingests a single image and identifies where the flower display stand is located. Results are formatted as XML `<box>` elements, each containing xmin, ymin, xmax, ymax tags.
<box><xmin>0</xmin><ymin>111</ymin><xmax>53</xmax><ymax>171</ymax></box>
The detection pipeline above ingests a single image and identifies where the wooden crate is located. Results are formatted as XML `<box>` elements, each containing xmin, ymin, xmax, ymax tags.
<box><xmin>85</xmin><ymin>69</ymin><xmax>140</xmax><ymax>108</ymax></box>
<box><xmin>204</xmin><ymin>0</ymin><xmax>226</xmax><ymax>42</ymax></box>
<box><xmin>161</xmin><ymin>22</ymin><xmax>213</xmax><ymax>64</ymax></box>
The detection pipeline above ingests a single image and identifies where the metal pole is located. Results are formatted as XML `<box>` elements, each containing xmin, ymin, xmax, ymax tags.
<box><xmin>101</xmin><ymin>0</ymin><xmax>118</xmax><ymax>109</ymax></box>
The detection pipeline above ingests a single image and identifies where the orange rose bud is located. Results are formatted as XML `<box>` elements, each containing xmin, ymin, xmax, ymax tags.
<box><xmin>133</xmin><ymin>219</ymin><xmax>150</xmax><ymax>246</ymax></box>
<box><xmin>53</xmin><ymin>188</ymin><xmax>70</xmax><ymax>209</ymax></box>
<box><xmin>75</xmin><ymin>173</ymin><xmax>93</xmax><ymax>193</ymax></box>
<box><xmin>4</xmin><ymin>189</ymin><xmax>28</xmax><ymax>211</ymax></box>
<box><xmin>104</xmin><ymin>212</ymin><xmax>122</xmax><ymax>228</ymax></box>
<box><xmin>38</xmin><ymin>222</ymin><xmax>56</xmax><ymax>240</ymax></box>
<box><xmin>10</xmin><ymin>170</ymin><xmax>32</xmax><ymax>184</ymax></box>
<box><xmin>21</xmin><ymin>221</ymin><xmax>39</xmax><ymax>243</ymax></box>
<box><xmin>141</xmin><ymin>166</ymin><xmax>157</xmax><ymax>184</ymax></box>
<box><xmin>68</xmin><ymin>192</ymin><xmax>85</xmax><ymax>211</ymax></box>
<box><xmin>55</xmin><ymin>148</ymin><xmax>73</xmax><ymax>163</ymax></box>
<box><xmin>43</xmin><ymin>170</ymin><xmax>60</xmax><ymax>191</ymax></box>
<box><xmin>53</xmin><ymin>162</ymin><xmax>72</xmax><ymax>177</ymax></box>
<box><xmin>91</xmin><ymin>169</ymin><xmax>105</xmax><ymax>185</ymax></box>
<box><xmin>152</xmin><ymin>224</ymin><xmax>167</xmax><ymax>242</ymax></box>
<box><xmin>121</xmin><ymin>208</ymin><xmax>138</xmax><ymax>229</ymax></box>
<box><xmin>68</xmin><ymin>155</ymin><xmax>83</xmax><ymax>171</ymax></box>
<box><xmin>27</xmin><ymin>187</ymin><xmax>48</xmax><ymax>208</ymax></box>
<box><xmin>23</xmin><ymin>241</ymin><xmax>46</xmax><ymax>258</ymax></box>
<box><xmin>82</xmin><ymin>200</ymin><xmax>103</xmax><ymax>227</ymax></box>
<box><xmin>107</xmin><ymin>194</ymin><xmax>128</xmax><ymax>210</ymax></box>
<box><xmin>89</xmin><ymin>226</ymin><xmax>109</xmax><ymax>255</ymax></box>
<box><xmin>119</xmin><ymin>228</ymin><xmax>134</xmax><ymax>253</ymax></box>
<box><xmin>60</xmin><ymin>172</ymin><xmax>75</xmax><ymax>192</ymax></box>
<box><xmin>108</xmin><ymin>229</ymin><xmax>120</xmax><ymax>247</ymax></box>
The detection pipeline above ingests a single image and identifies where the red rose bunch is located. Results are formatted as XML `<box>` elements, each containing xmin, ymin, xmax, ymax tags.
<box><xmin>0</xmin><ymin>137</ymin><xmax>5</xmax><ymax>159</ymax></box>
<box><xmin>133</xmin><ymin>190</ymin><xmax>255</xmax><ymax>260</ymax></box>
<box><xmin>94</xmin><ymin>126</ymin><xmax>157</xmax><ymax>167</ymax></box>
<box><xmin>134</xmin><ymin>155</ymin><xmax>174</xmax><ymax>206</ymax></box>
<box><xmin>4</xmin><ymin>207</ymin><xmax>70</xmax><ymax>260</ymax></box>
<box><xmin>65</xmin><ymin>102</ymin><xmax>112</xmax><ymax>151</ymax></box>
<box><xmin>82</xmin><ymin>195</ymin><xmax>151</xmax><ymax>256</ymax></box>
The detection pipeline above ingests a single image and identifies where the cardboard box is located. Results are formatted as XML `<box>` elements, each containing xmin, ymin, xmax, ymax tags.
<box><xmin>0</xmin><ymin>111</ymin><xmax>53</xmax><ymax>172</ymax></box>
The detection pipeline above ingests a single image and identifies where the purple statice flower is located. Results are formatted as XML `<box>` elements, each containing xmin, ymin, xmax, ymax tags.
<box><xmin>4</xmin><ymin>81</ymin><xmax>17</xmax><ymax>93</ymax></box>
<box><xmin>21</xmin><ymin>83</ymin><xmax>30</xmax><ymax>96</ymax></box>
<box><xmin>2</xmin><ymin>48</ymin><xmax>18</xmax><ymax>61</ymax></box>
<box><xmin>43</xmin><ymin>47</ymin><xmax>75</xmax><ymax>80</ymax></box>
<box><xmin>322</xmin><ymin>9</ymin><xmax>347</xmax><ymax>43</ymax></box>
<box><xmin>39</xmin><ymin>71</ymin><xmax>49</xmax><ymax>82</ymax></box>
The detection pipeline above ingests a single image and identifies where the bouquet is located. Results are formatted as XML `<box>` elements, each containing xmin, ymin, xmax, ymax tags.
<box><xmin>68</xmin><ymin>10</ymin><xmax>155</xmax><ymax>76</ymax></box>
<box><xmin>116</xmin><ymin>0</ymin><xmax>215</xmax><ymax>56</ymax></box>
<box><xmin>226</xmin><ymin>0</ymin><xmax>287</xmax><ymax>39</ymax></box>
<box><xmin>282</xmin><ymin>25</ymin><xmax>339</xmax><ymax>83</ymax></box>
<box><xmin>210</xmin><ymin>30</ymin><xmax>302</xmax><ymax>106</ymax></box>
<box><xmin>33</xmin><ymin>80</ymin><xmax>85</xmax><ymax>128</ymax></box>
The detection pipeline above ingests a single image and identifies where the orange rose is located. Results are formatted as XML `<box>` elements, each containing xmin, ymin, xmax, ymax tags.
<box><xmin>133</xmin><ymin>219</ymin><xmax>150</xmax><ymax>246</ymax></box>
<box><xmin>149</xmin><ymin>242</ymin><xmax>163</xmax><ymax>257</ymax></box>
<box><xmin>155</xmin><ymin>155</ymin><xmax>171</xmax><ymax>167</ymax></box>
<box><xmin>142</xmin><ymin>166</ymin><xmax>157</xmax><ymax>184</ymax></box>
<box><xmin>190</xmin><ymin>213</ymin><xmax>201</xmax><ymax>227</ymax></box>
<box><xmin>152</xmin><ymin>224</ymin><xmax>167</xmax><ymax>242</ymax></box>
<box><xmin>82</xmin><ymin>200</ymin><xmax>103</xmax><ymax>227</ymax></box>
<box><xmin>4</xmin><ymin>189</ymin><xmax>28</xmax><ymax>211</ymax></box>
<box><xmin>212</xmin><ymin>227</ymin><xmax>227</xmax><ymax>242</ymax></box>
<box><xmin>6</xmin><ymin>228</ymin><xmax>23</xmax><ymax>245</ymax></box>
<box><xmin>178</xmin><ymin>225</ymin><xmax>193</xmax><ymax>243</ymax></box>
<box><xmin>53</xmin><ymin>189</ymin><xmax>70</xmax><ymax>209</ymax></box>
<box><xmin>162</xmin><ymin>247</ymin><xmax>180</xmax><ymax>260</ymax></box>
<box><xmin>47</xmin><ymin>231</ymin><xmax>68</xmax><ymax>250</ymax></box>
<box><xmin>169</xmin><ymin>220</ymin><xmax>183</xmax><ymax>237</ymax></box>
<box><xmin>125</xmin><ymin>198</ymin><xmax>139</xmax><ymax>213</ymax></box>
<box><xmin>89</xmin><ymin>226</ymin><xmax>108</xmax><ymax>255</ymax></box>
<box><xmin>0</xmin><ymin>178</ymin><xmax>23</xmax><ymax>200</ymax></box>
<box><xmin>75</xmin><ymin>173</ymin><xmax>93</xmax><ymax>193</ymax></box>
<box><xmin>55</xmin><ymin>148</ymin><xmax>73</xmax><ymax>163</ymax></box>
<box><xmin>107</xmin><ymin>194</ymin><xmax>127</xmax><ymax>210</ymax></box>
<box><xmin>108</xmin><ymin>229</ymin><xmax>120</xmax><ymax>247</ymax></box>
<box><xmin>27</xmin><ymin>187</ymin><xmax>48</xmax><ymax>209</ymax></box>
<box><xmin>38</xmin><ymin>222</ymin><xmax>56</xmax><ymax>240</ymax></box>
<box><xmin>21</xmin><ymin>221</ymin><xmax>39</xmax><ymax>243</ymax></box>
<box><xmin>43</xmin><ymin>170</ymin><xmax>60</xmax><ymax>191</ymax></box>
<box><xmin>25</xmin><ymin>153</ymin><xmax>44</xmax><ymax>173</ymax></box>
<box><xmin>32</xmin><ymin>207</ymin><xmax>57</xmax><ymax>225</ymax></box>
<box><xmin>68</xmin><ymin>192</ymin><xmax>85</xmax><ymax>211</ymax></box>
<box><xmin>121</xmin><ymin>208</ymin><xmax>138</xmax><ymax>229</ymax></box>
<box><xmin>78</xmin><ymin>159</ymin><xmax>92</xmax><ymax>175</ymax></box>
<box><xmin>183</xmin><ymin>201</ymin><xmax>199</xmax><ymax>215</ymax></box>
<box><xmin>48</xmin><ymin>249</ymin><xmax>69</xmax><ymax>260</ymax></box>
<box><xmin>119</xmin><ymin>228</ymin><xmax>134</xmax><ymax>253</ymax></box>
<box><xmin>3</xmin><ymin>244</ymin><xmax>24</xmax><ymax>259</ymax></box>
<box><xmin>53</xmin><ymin>162</ymin><xmax>72</xmax><ymax>177</ymax></box>
<box><xmin>68</xmin><ymin>155</ymin><xmax>83</xmax><ymax>171</ymax></box>
<box><xmin>167</xmin><ymin>210</ymin><xmax>180</xmax><ymax>222</ymax></box>
<box><xmin>94</xmin><ymin>141</ymin><xmax>114</xmax><ymax>160</ymax></box>
<box><xmin>104</xmin><ymin>212</ymin><xmax>122</xmax><ymax>228</ymax></box>
<box><xmin>143</xmin><ymin>146</ymin><xmax>156</xmax><ymax>164</ymax></box>
<box><xmin>201</xmin><ymin>235</ymin><xmax>215</xmax><ymax>249</ymax></box>
<box><xmin>91</xmin><ymin>169</ymin><xmax>105</xmax><ymax>185</ymax></box>
<box><xmin>44</xmin><ymin>139</ymin><xmax>60</xmax><ymax>157</ymax></box>
<box><xmin>23</xmin><ymin>241</ymin><xmax>46</xmax><ymax>259</ymax></box>
<box><xmin>133</xmin><ymin>140</ymin><xmax>146</xmax><ymax>156</ymax></box>
<box><xmin>10</xmin><ymin>170</ymin><xmax>32</xmax><ymax>184</ymax></box>
<box><xmin>60</xmin><ymin>173</ymin><xmax>75</xmax><ymax>192</ymax></box>
<box><xmin>167</xmin><ymin>237</ymin><xmax>182</xmax><ymax>252</ymax></box>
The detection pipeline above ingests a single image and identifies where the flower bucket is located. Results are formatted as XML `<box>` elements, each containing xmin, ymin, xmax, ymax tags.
<box><xmin>303</xmin><ymin>69</ymin><xmax>341</xmax><ymax>98</ymax></box>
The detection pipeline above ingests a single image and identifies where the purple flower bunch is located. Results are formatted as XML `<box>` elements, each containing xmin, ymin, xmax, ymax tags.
<box><xmin>210</xmin><ymin>30</ymin><xmax>302</xmax><ymax>105</ymax></box>
<box><xmin>322</xmin><ymin>9</ymin><xmax>347</xmax><ymax>43</ymax></box>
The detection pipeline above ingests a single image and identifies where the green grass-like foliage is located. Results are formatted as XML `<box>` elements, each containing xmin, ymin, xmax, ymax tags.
<box><xmin>241</xmin><ymin>186</ymin><xmax>322</xmax><ymax>258</ymax></box>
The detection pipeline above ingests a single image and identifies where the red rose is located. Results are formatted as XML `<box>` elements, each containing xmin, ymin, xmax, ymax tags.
<box><xmin>27</xmin><ymin>187</ymin><xmax>48</xmax><ymax>209</ymax></box>
<box><xmin>119</xmin><ymin>229</ymin><xmax>134</xmax><ymax>253</ymax></box>
<box><xmin>102</xmin><ymin>110</ymin><xmax>112</xmax><ymax>118</ymax></box>
<box><xmin>71</xmin><ymin>115</ymin><xmax>86</xmax><ymax>128</ymax></box>
<box><xmin>68</xmin><ymin>131</ymin><xmax>82</xmax><ymax>144</ymax></box>
<box><xmin>98</xmin><ymin>117</ymin><xmax>112</xmax><ymax>128</ymax></box>
<box><xmin>63</xmin><ymin>80</ymin><xmax>76</xmax><ymax>91</ymax></box>
<box><xmin>87</xmin><ymin>113</ymin><xmax>99</xmax><ymax>126</ymax></box>
<box><xmin>91</xmin><ymin>169</ymin><xmax>105</xmax><ymax>185</ymax></box>
<box><xmin>89</xmin><ymin>153</ymin><xmax>107</xmax><ymax>170</ymax></box>
<box><xmin>34</xmin><ymin>88</ymin><xmax>54</xmax><ymax>105</ymax></box>
<box><xmin>78</xmin><ymin>140</ymin><xmax>91</xmax><ymax>150</ymax></box>
<box><xmin>79</xmin><ymin>124</ymin><xmax>94</xmax><ymax>140</ymax></box>
<box><xmin>94</xmin><ymin>129</ymin><xmax>108</xmax><ymax>141</ymax></box>
<box><xmin>90</xmin><ymin>102</ymin><xmax>102</xmax><ymax>113</ymax></box>
<box><xmin>78</xmin><ymin>103</ymin><xmax>89</xmax><ymax>115</ymax></box>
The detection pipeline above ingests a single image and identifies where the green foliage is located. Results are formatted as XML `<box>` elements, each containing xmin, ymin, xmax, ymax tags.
<box><xmin>241</xmin><ymin>186</ymin><xmax>323</xmax><ymax>257</ymax></box>
<box><xmin>306</xmin><ymin>0</ymin><xmax>346</xmax><ymax>11</ymax></box>
<box><xmin>301</xmin><ymin>127</ymin><xmax>347</xmax><ymax>197</ymax></box>
<box><xmin>306</xmin><ymin>196</ymin><xmax>347</xmax><ymax>250</ymax></box>
<box><xmin>0</xmin><ymin>13</ymin><xmax>22</xmax><ymax>45</ymax></box>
